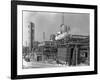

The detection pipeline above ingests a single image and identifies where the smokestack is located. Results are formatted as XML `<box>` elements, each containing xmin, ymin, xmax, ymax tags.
<box><xmin>43</xmin><ymin>32</ymin><xmax>45</xmax><ymax>41</ymax></box>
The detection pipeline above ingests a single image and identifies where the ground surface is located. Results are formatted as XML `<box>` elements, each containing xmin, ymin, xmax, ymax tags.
<box><xmin>23</xmin><ymin>59</ymin><xmax>68</xmax><ymax>68</ymax></box>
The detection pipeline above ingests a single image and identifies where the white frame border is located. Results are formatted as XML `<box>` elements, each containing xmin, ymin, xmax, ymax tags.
<box><xmin>17</xmin><ymin>5</ymin><xmax>94</xmax><ymax>75</ymax></box>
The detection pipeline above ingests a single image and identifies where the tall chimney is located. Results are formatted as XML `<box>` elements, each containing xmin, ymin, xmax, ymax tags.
<box><xmin>43</xmin><ymin>32</ymin><xmax>45</xmax><ymax>41</ymax></box>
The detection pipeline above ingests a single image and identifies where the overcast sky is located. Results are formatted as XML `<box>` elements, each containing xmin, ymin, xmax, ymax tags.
<box><xmin>23</xmin><ymin>11</ymin><xmax>89</xmax><ymax>46</ymax></box>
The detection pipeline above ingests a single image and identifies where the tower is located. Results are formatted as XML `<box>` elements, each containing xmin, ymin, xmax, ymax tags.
<box><xmin>28</xmin><ymin>22</ymin><xmax>35</xmax><ymax>51</ymax></box>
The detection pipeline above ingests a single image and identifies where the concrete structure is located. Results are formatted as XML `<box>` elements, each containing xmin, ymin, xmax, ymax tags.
<box><xmin>28</xmin><ymin>22</ymin><xmax>35</xmax><ymax>51</ymax></box>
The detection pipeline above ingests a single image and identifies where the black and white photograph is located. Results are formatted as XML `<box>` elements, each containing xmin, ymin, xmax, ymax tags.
<box><xmin>22</xmin><ymin>11</ymin><xmax>90</xmax><ymax>68</ymax></box>
<box><xmin>11</xmin><ymin>1</ymin><xmax>97</xmax><ymax>79</ymax></box>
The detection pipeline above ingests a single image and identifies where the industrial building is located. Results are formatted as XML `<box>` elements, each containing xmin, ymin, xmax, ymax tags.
<box><xmin>23</xmin><ymin>22</ymin><xmax>90</xmax><ymax>66</ymax></box>
<box><xmin>34</xmin><ymin>35</ymin><xmax>89</xmax><ymax>66</ymax></box>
